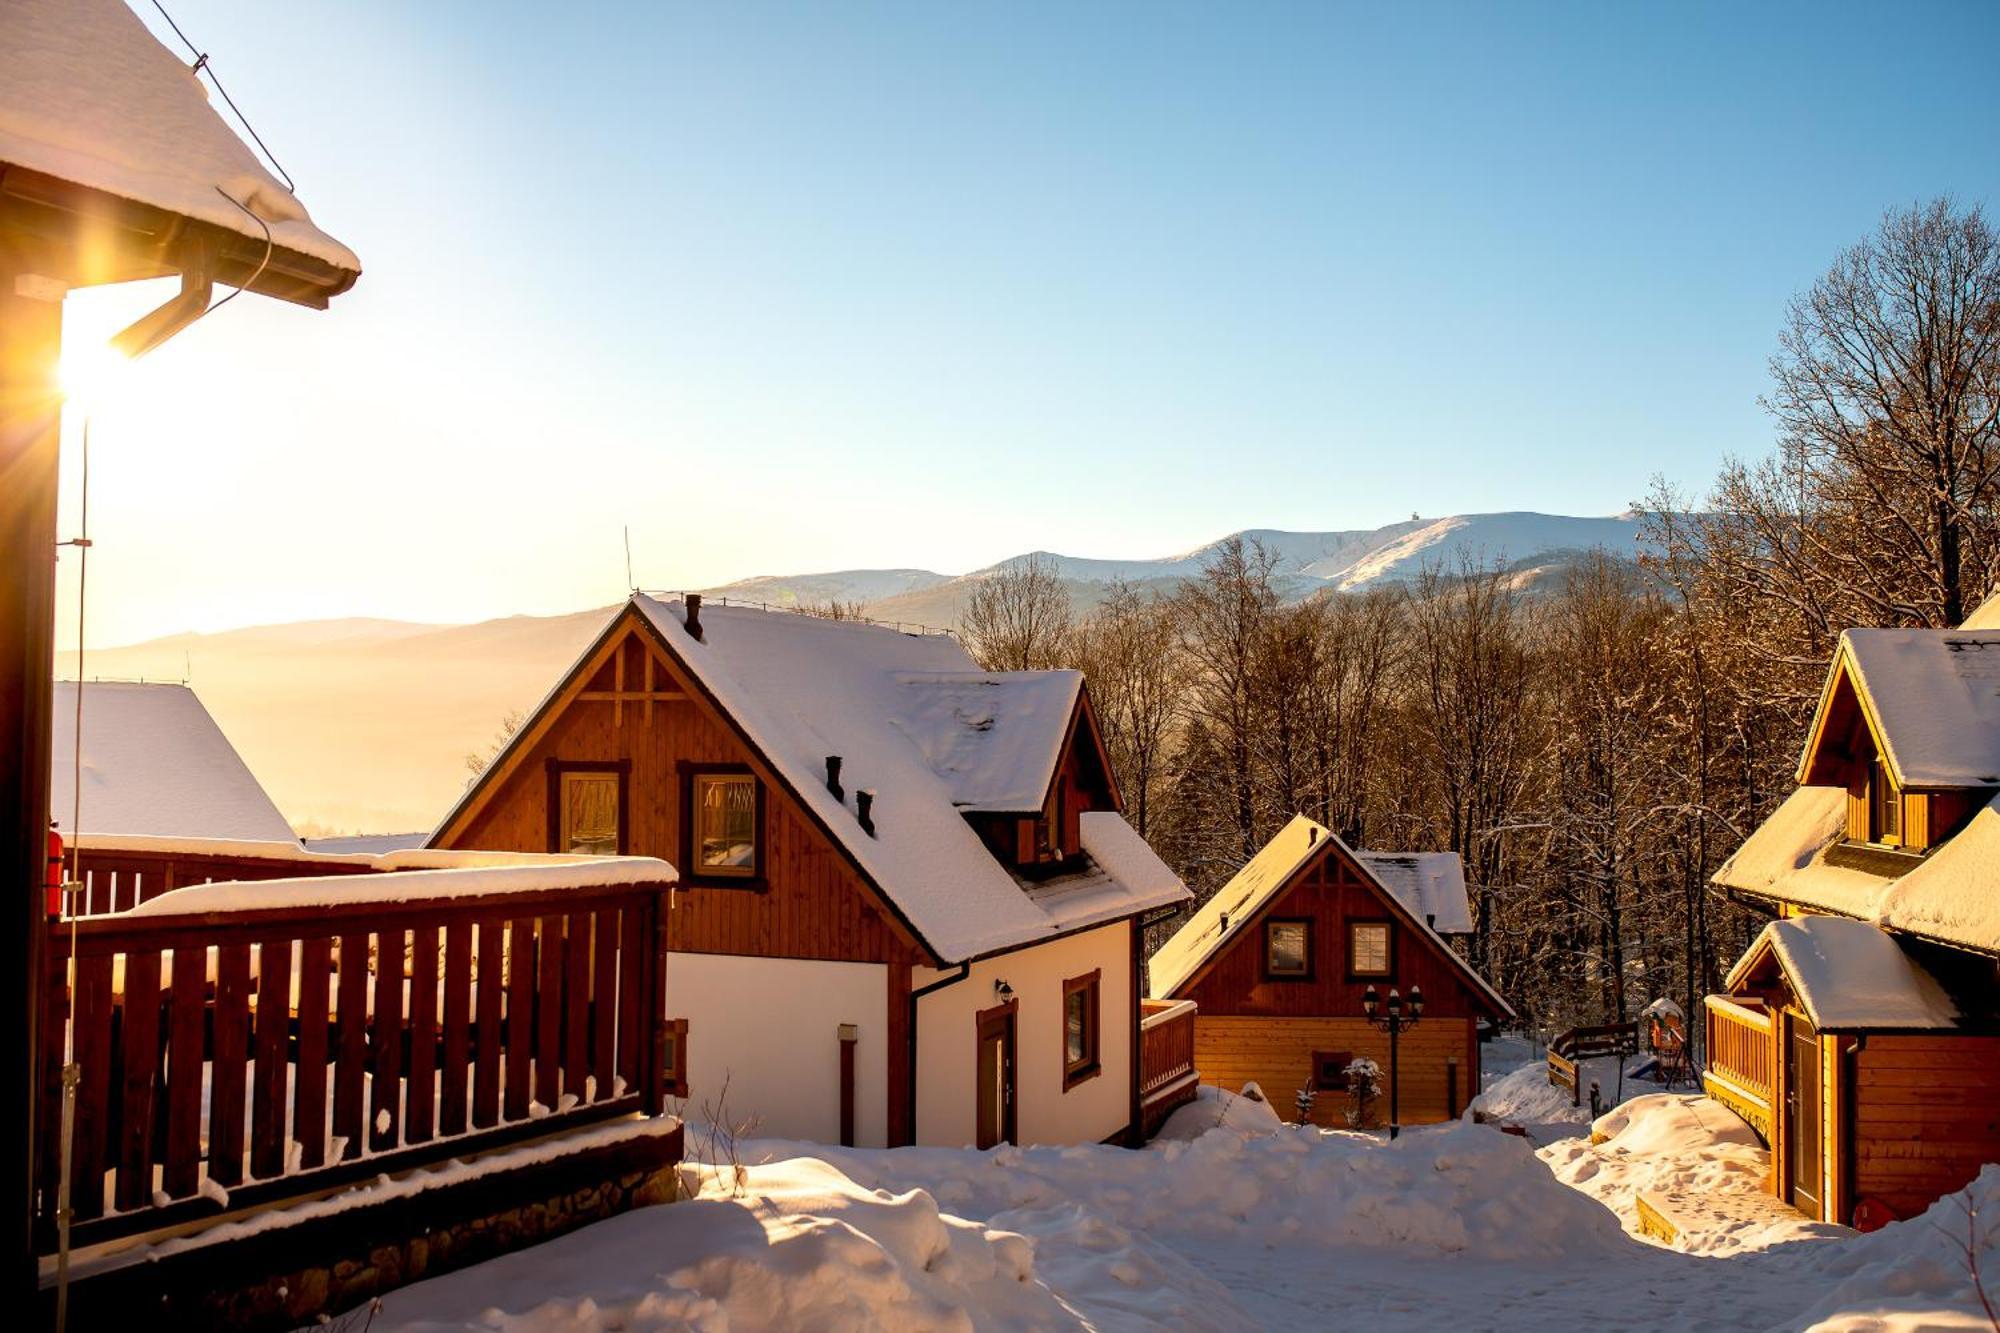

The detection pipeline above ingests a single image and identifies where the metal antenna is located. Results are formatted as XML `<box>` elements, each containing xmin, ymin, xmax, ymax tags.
<box><xmin>624</xmin><ymin>526</ymin><xmax>635</xmax><ymax>593</ymax></box>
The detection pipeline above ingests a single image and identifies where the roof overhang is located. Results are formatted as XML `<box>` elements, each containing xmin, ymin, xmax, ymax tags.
<box><xmin>0</xmin><ymin>162</ymin><xmax>357</xmax><ymax>307</ymax></box>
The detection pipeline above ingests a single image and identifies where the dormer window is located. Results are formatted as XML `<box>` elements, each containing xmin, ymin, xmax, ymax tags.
<box><xmin>1870</xmin><ymin>756</ymin><xmax>1902</xmax><ymax>846</ymax></box>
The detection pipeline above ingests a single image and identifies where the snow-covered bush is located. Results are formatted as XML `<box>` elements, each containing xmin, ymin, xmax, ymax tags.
<box><xmin>1344</xmin><ymin>1057</ymin><xmax>1381</xmax><ymax>1129</ymax></box>
<box><xmin>1293</xmin><ymin>1084</ymin><xmax>1317</xmax><ymax>1127</ymax></box>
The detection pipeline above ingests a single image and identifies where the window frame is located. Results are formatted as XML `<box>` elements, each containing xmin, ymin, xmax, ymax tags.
<box><xmin>1061</xmin><ymin>969</ymin><xmax>1102</xmax><ymax>1090</ymax></box>
<box><xmin>1262</xmin><ymin>917</ymin><xmax>1315</xmax><ymax>983</ymax></box>
<box><xmin>1312</xmin><ymin>1048</ymin><xmax>1354</xmax><ymax>1092</ymax></box>
<box><xmin>545</xmin><ymin>759</ymin><xmax>629</xmax><ymax>856</ymax></box>
<box><xmin>1346</xmin><ymin>918</ymin><xmax>1394</xmax><ymax>981</ymax></box>
<box><xmin>678</xmin><ymin>761</ymin><xmax>767</xmax><ymax>889</ymax></box>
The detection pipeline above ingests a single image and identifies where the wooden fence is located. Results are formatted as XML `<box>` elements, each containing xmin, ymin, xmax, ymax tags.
<box><xmin>37</xmin><ymin>874</ymin><xmax>672</xmax><ymax>1248</ymax></box>
<box><xmin>65</xmin><ymin>843</ymin><xmax>378</xmax><ymax>916</ymax></box>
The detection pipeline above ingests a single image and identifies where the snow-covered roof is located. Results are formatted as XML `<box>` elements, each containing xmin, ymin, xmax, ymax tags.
<box><xmin>1356</xmin><ymin>851</ymin><xmax>1473</xmax><ymax>934</ymax></box>
<box><xmin>889</xmin><ymin>670</ymin><xmax>1082</xmax><ymax>811</ymax></box>
<box><xmin>1962</xmin><ymin>589</ymin><xmax>2000</xmax><ymax>630</ymax></box>
<box><xmin>0</xmin><ymin>0</ymin><xmax>358</xmax><ymax>273</ymax></box>
<box><xmin>50</xmin><ymin>680</ymin><xmax>296</xmax><ymax>843</ymax></box>
<box><xmin>1809</xmin><ymin>629</ymin><xmax>2000</xmax><ymax>788</ymax></box>
<box><xmin>541</xmin><ymin>598</ymin><xmax>1187</xmax><ymax>962</ymax></box>
<box><xmin>1714</xmin><ymin>785</ymin><xmax>2000</xmax><ymax>958</ymax></box>
<box><xmin>1148</xmin><ymin>813</ymin><xmax>1511</xmax><ymax>1015</ymax></box>
<box><xmin>1728</xmin><ymin>917</ymin><xmax>1962</xmax><ymax>1032</ymax></box>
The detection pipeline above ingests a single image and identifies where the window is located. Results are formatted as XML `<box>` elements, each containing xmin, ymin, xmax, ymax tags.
<box><xmin>1348</xmin><ymin>921</ymin><xmax>1391</xmax><ymax>978</ymax></box>
<box><xmin>1264</xmin><ymin>919</ymin><xmax>1313</xmax><ymax>980</ymax></box>
<box><xmin>680</xmin><ymin>764</ymin><xmax>762</xmax><ymax>885</ymax></box>
<box><xmin>547</xmin><ymin>761</ymin><xmax>626</xmax><ymax>855</ymax></box>
<box><xmin>1313</xmin><ymin>1049</ymin><xmax>1354</xmax><ymax>1092</ymax></box>
<box><xmin>663</xmin><ymin>1018</ymin><xmax>689</xmax><ymax>1098</ymax></box>
<box><xmin>1870</xmin><ymin>756</ymin><xmax>1902</xmax><ymax>845</ymax></box>
<box><xmin>1062</xmin><ymin>970</ymin><xmax>1101</xmax><ymax>1088</ymax></box>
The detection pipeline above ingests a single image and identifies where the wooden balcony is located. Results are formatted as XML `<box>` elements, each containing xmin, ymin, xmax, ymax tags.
<box><xmin>38</xmin><ymin>839</ymin><xmax>679</xmax><ymax>1250</ymax></box>
<box><xmin>1702</xmin><ymin>994</ymin><xmax>1774</xmax><ymax>1142</ymax></box>
<box><xmin>1139</xmin><ymin>998</ymin><xmax>1198</xmax><ymax>1133</ymax></box>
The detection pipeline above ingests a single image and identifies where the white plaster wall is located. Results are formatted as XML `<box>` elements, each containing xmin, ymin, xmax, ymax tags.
<box><xmin>664</xmin><ymin>952</ymin><xmax>888</xmax><ymax>1147</ymax></box>
<box><xmin>913</xmin><ymin>920</ymin><xmax>1133</xmax><ymax>1147</ymax></box>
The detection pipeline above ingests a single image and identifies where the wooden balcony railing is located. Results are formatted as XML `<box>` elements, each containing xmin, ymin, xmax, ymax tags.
<box><xmin>37</xmin><ymin>854</ymin><xmax>675</xmax><ymax>1249</ymax></box>
<box><xmin>1702</xmin><ymin>994</ymin><xmax>1774</xmax><ymax>1141</ymax></box>
<box><xmin>1139</xmin><ymin>998</ymin><xmax>1197</xmax><ymax>1101</ymax></box>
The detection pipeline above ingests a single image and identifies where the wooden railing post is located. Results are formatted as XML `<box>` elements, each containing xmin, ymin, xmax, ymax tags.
<box><xmin>644</xmin><ymin>890</ymin><xmax>670</xmax><ymax>1116</ymax></box>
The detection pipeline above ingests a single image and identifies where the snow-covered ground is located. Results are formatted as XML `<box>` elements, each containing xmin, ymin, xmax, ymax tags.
<box><xmin>355</xmin><ymin>1071</ymin><xmax>2000</xmax><ymax>1332</ymax></box>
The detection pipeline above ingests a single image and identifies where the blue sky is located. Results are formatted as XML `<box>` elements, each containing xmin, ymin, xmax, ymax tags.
<box><xmin>63</xmin><ymin>0</ymin><xmax>2000</xmax><ymax>643</ymax></box>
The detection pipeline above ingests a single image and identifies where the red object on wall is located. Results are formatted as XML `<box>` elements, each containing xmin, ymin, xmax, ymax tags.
<box><xmin>45</xmin><ymin>824</ymin><xmax>63</xmax><ymax>918</ymax></box>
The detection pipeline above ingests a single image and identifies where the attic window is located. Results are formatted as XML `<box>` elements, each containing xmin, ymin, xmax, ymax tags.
<box><xmin>1264</xmin><ymin>919</ymin><xmax>1313</xmax><ymax>981</ymax></box>
<box><xmin>548</xmin><ymin>761</ymin><xmax>627</xmax><ymax>856</ymax></box>
<box><xmin>1348</xmin><ymin>921</ymin><xmax>1392</xmax><ymax>978</ymax></box>
<box><xmin>679</xmin><ymin>762</ymin><xmax>763</xmax><ymax>886</ymax></box>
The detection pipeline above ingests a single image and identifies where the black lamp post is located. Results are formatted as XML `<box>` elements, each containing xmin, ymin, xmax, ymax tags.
<box><xmin>1362</xmin><ymin>983</ymin><xmax>1423</xmax><ymax>1140</ymax></box>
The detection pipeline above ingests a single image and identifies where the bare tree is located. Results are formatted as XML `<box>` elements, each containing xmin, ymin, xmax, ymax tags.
<box><xmin>1174</xmin><ymin>537</ymin><xmax>1279</xmax><ymax>863</ymax></box>
<box><xmin>962</xmin><ymin>553</ymin><xmax>1075</xmax><ymax>670</ymax></box>
<box><xmin>1068</xmin><ymin>580</ymin><xmax>1184</xmax><ymax>837</ymax></box>
<box><xmin>463</xmin><ymin>709</ymin><xmax>525</xmax><ymax>781</ymax></box>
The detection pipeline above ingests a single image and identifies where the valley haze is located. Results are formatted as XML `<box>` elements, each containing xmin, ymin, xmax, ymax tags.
<box><xmin>78</xmin><ymin>510</ymin><xmax>1649</xmax><ymax>835</ymax></box>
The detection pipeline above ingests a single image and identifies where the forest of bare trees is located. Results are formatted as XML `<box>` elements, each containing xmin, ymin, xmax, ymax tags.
<box><xmin>961</xmin><ymin>198</ymin><xmax>2000</xmax><ymax>1041</ymax></box>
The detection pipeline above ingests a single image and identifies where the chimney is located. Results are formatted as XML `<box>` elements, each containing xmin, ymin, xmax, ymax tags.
<box><xmin>1426</xmin><ymin>913</ymin><xmax>1436</xmax><ymax>931</ymax></box>
<box><xmin>685</xmin><ymin>593</ymin><xmax>704</xmax><ymax>642</ymax></box>
<box><xmin>856</xmin><ymin>789</ymin><xmax>876</xmax><ymax>837</ymax></box>
<box><xmin>1308</xmin><ymin>825</ymin><xmax>1318</xmax><ymax>846</ymax></box>
<box><xmin>825</xmin><ymin>755</ymin><xmax>844</xmax><ymax>800</ymax></box>
<box><xmin>1219</xmin><ymin>911</ymin><xmax>1230</xmax><ymax>933</ymax></box>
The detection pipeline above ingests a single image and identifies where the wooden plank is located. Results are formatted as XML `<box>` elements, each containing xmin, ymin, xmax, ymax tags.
<box><xmin>536</xmin><ymin>915</ymin><xmax>563</xmax><ymax>1110</ymax></box>
<box><xmin>506</xmin><ymin>918</ymin><xmax>536</xmax><ymax>1120</ymax></box>
<box><xmin>209</xmin><ymin>941</ymin><xmax>252</xmax><ymax>1188</ymax></box>
<box><xmin>295</xmin><ymin>936</ymin><xmax>332</xmax><ymax>1171</ymax></box>
<box><xmin>71</xmin><ymin>954</ymin><xmax>115</xmax><ymax>1222</ymax></box>
<box><xmin>564</xmin><ymin>911</ymin><xmax>591</xmax><ymax>1103</ymax></box>
<box><xmin>163</xmin><ymin>944</ymin><xmax>207</xmax><ymax>1199</ymax></box>
<box><xmin>371</xmin><ymin>928</ymin><xmax>406</xmax><ymax>1152</ymax></box>
<box><xmin>408</xmin><ymin>924</ymin><xmax>440</xmax><ymax>1145</ymax></box>
<box><xmin>886</xmin><ymin>960</ymin><xmax>912</xmax><ymax>1147</ymax></box>
<box><xmin>115</xmin><ymin>949</ymin><xmax>162</xmax><ymax>1212</ymax></box>
<box><xmin>251</xmin><ymin>937</ymin><xmax>293</xmax><ymax>1178</ymax></box>
<box><xmin>333</xmin><ymin>931</ymin><xmax>369</xmax><ymax>1160</ymax></box>
<box><xmin>590</xmin><ymin>907</ymin><xmax>618</xmax><ymax>1100</ymax></box>
<box><xmin>442</xmin><ymin>921</ymin><xmax>473</xmax><ymax>1135</ymax></box>
<box><xmin>617</xmin><ymin>906</ymin><xmax>642</xmax><ymax>1096</ymax></box>
<box><xmin>473</xmin><ymin>918</ymin><xmax>503</xmax><ymax>1128</ymax></box>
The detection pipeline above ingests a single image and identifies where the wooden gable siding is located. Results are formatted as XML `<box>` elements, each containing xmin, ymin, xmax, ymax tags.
<box><xmin>441</xmin><ymin>621</ymin><xmax>926</xmax><ymax>967</ymax></box>
<box><xmin>1181</xmin><ymin>842</ymin><xmax>1488</xmax><ymax>1020</ymax></box>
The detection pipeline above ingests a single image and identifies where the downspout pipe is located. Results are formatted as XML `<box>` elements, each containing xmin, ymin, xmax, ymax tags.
<box><xmin>109</xmin><ymin>259</ymin><xmax>214</xmax><ymax>361</ymax></box>
<box><xmin>906</xmin><ymin>962</ymin><xmax>971</xmax><ymax>1145</ymax></box>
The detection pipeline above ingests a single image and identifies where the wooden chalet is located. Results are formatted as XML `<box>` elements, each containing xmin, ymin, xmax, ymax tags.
<box><xmin>1704</xmin><ymin>616</ymin><xmax>2000</xmax><ymax>1229</ymax></box>
<box><xmin>432</xmin><ymin>594</ymin><xmax>1197</xmax><ymax>1149</ymax></box>
<box><xmin>1148</xmin><ymin>815</ymin><xmax>1513</xmax><ymax>1128</ymax></box>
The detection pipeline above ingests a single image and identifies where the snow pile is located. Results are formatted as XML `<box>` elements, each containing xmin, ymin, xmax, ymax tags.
<box><xmin>370</xmin><ymin>1156</ymin><xmax>1083</xmax><ymax>1332</ymax></box>
<box><xmin>1471</xmin><ymin>1052</ymin><xmax>1632</xmax><ymax>1136</ymax></box>
<box><xmin>1797</xmin><ymin>1163</ymin><xmax>2000</xmax><ymax>1331</ymax></box>
<box><xmin>1538</xmin><ymin>1095</ymin><xmax>1815</xmax><ymax>1254</ymax></box>
<box><xmin>779</xmin><ymin>1120</ymin><xmax>1629</xmax><ymax>1268</ymax></box>
<box><xmin>1150</xmin><ymin>1084</ymin><xmax>1284</xmax><ymax>1141</ymax></box>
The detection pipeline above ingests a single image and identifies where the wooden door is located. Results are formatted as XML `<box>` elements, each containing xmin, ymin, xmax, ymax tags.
<box><xmin>976</xmin><ymin>1003</ymin><xmax>1017</xmax><ymax>1150</ymax></box>
<box><xmin>1786</xmin><ymin>1011</ymin><xmax>1823</xmax><ymax>1219</ymax></box>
